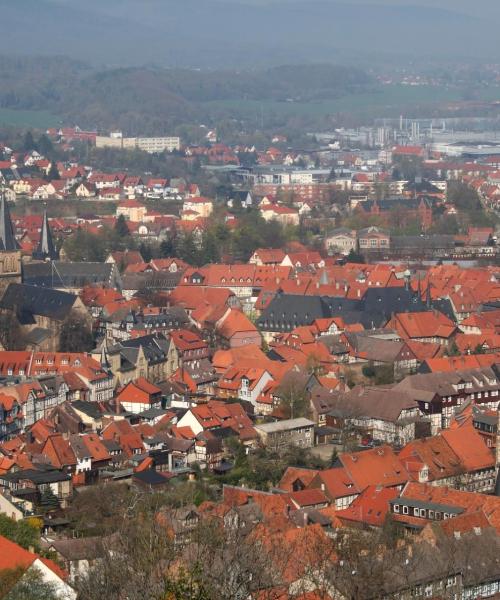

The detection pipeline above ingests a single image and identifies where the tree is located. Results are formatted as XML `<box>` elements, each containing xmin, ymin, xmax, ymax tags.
<box><xmin>0</xmin><ymin>514</ymin><xmax>41</xmax><ymax>552</ymax></box>
<box><xmin>2</xmin><ymin>567</ymin><xmax>61</xmax><ymax>600</ymax></box>
<box><xmin>374</xmin><ymin>363</ymin><xmax>395</xmax><ymax>385</ymax></box>
<box><xmin>276</xmin><ymin>371</ymin><xmax>310</xmax><ymax>420</ymax></box>
<box><xmin>200</xmin><ymin>230</ymin><xmax>220</xmax><ymax>264</ymax></box>
<box><xmin>346</xmin><ymin>248</ymin><xmax>365</xmax><ymax>263</ymax></box>
<box><xmin>22</xmin><ymin>131</ymin><xmax>36</xmax><ymax>152</ymax></box>
<box><xmin>0</xmin><ymin>312</ymin><xmax>25</xmax><ymax>350</ymax></box>
<box><xmin>59</xmin><ymin>313</ymin><xmax>93</xmax><ymax>353</ymax></box>
<box><xmin>139</xmin><ymin>242</ymin><xmax>152</xmax><ymax>263</ymax></box>
<box><xmin>114</xmin><ymin>214</ymin><xmax>130</xmax><ymax>239</ymax></box>
<box><xmin>36</xmin><ymin>134</ymin><xmax>54</xmax><ymax>158</ymax></box>
<box><xmin>47</xmin><ymin>162</ymin><xmax>60</xmax><ymax>181</ymax></box>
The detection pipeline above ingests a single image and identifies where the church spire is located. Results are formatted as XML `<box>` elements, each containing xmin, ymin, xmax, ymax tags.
<box><xmin>426</xmin><ymin>281</ymin><xmax>432</xmax><ymax>308</ymax></box>
<box><xmin>100</xmin><ymin>340</ymin><xmax>110</xmax><ymax>370</ymax></box>
<box><xmin>0</xmin><ymin>192</ymin><xmax>20</xmax><ymax>251</ymax></box>
<box><xmin>33</xmin><ymin>211</ymin><xmax>59</xmax><ymax>261</ymax></box>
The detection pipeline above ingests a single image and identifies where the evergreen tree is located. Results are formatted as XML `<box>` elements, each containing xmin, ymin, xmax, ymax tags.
<box><xmin>37</xmin><ymin>134</ymin><xmax>54</xmax><ymax>157</ymax></box>
<box><xmin>346</xmin><ymin>248</ymin><xmax>365</xmax><ymax>264</ymax></box>
<box><xmin>114</xmin><ymin>214</ymin><xmax>130</xmax><ymax>238</ymax></box>
<box><xmin>201</xmin><ymin>230</ymin><xmax>220</xmax><ymax>264</ymax></box>
<box><xmin>22</xmin><ymin>131</ymin><xmax>36</xmax><ymax>152</ymax></box>
<box><xmin>47</xmin><ymin>162</ymin><xmax>60</xmax><ymax>181</ymax></box>
<box><xmin>139</xmin><ymin>242</ymin><xmax>152</xmax><ymax>263</ymax></box>
<box><xmin>160</xmin><ymin>237</ymin><xmax>175</xmax><ymax>258</ymax></box>
<box><xmin>39</xmin><ymin>488</ymin><xmax>60</xmax><ymax>512</ymax></box>
<box><xmin>176</xmin><ymin>233</ymin><xmax>199</xmax><ymax>266</ymax></box>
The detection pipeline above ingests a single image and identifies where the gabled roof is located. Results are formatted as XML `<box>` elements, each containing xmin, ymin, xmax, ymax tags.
<box><xmin>339</xmin><ymin>445</ymin><xmax>409</xmax><ymax>490</ymax></box>
<box><xmin>336</xmin><ymin>485</ymin><xmax>399</xmax><ymax>527</ymax></box>
<box><xmin>0</xmin><ymin>534</ymin><xmax>67</xmax><ymax>581</ymax></box>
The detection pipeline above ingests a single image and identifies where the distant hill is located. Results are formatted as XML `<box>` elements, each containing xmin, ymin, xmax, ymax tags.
<box><xmin>0</xmin><ymin>57</ymin><xmax>372</xmax><ymax>134</ymax></box>
<box><xmin>0</xmin><ymin>0</ymin><xmax>495</xmax><ymax>67</ymax></box>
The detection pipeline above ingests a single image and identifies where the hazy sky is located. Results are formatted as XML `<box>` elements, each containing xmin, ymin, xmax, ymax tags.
<box><xmin>1</xmin><ymin>0</ymin><xmax>499</xmax><ymax>68</ymax></box>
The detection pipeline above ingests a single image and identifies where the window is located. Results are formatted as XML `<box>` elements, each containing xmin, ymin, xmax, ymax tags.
<box><xmin>393</xmin><ymin>504</ymin><xmax>400</xmax><ymax>513</ymax></box>
<box><xmin>403</xmin><ymin>505</ymin><xmax>409</xmax><ymax>515</ymax></box>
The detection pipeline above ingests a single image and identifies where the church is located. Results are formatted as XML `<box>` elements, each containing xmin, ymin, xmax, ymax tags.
<box><xmin>0</xmin><ymin>193</ymin><xmax>22</xmax><ymax>295</ymax></box>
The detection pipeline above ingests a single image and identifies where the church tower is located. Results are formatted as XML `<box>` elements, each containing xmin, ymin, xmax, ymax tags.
<box><xmin>32</xmin><ymin>211</ymin><xmax>59</xmax><ymax>262</ymax></box>
<box><xmin>0</xmin><ymin>193</ymin><xmax>21</xmax><ymax>296</ymax></box>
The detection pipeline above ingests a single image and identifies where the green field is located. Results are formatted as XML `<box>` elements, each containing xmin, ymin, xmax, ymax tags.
<box><xmin>203</xmin><ymin>84</ymin><xmax>500</xmax><ymax>119</ymax></box>
<box><xmin>0</xmin><ymin>108</ymin><xmax>60</xmax><ymax>128</ymax></box>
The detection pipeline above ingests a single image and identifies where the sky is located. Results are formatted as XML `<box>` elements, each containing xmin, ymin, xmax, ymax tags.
<box><xmin>0</xmin><ymin>0</ymin><xmax>498</xmax><ymax>68</ymax></box>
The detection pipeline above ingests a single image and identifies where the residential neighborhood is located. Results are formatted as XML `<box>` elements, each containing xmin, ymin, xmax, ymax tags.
<box><xmin>3</xmin><ymin>7</ymin><xmax>500</xmax><ymax>597</ymax></box>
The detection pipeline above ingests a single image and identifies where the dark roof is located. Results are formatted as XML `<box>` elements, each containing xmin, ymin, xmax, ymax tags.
<box><xmin>257</xmin><ymin>294</ymin><xmax>358</xmax><ymax>331</ymax></box>
<box><xmin>49</xmin><ymin>536</ymin><xmax>106</xmax><ymax>560</ymax></box>
<box><xmin>1</xmin><ymin>467</ymin><xmax>70</xmax><ymax>484</ymax></box>
<box><xmin>22</xmin><ymin>261</ymin><xmax>120</xmax><ymax>290</ymax></box>
<box><xmin>122</xmin><ymin>271</ymin><xmax>182</xmax><ymax>292</ymax></box>
<box><xmin>133</xmin><ymin>469</ymin><xmax>171</xmax><ymax>487</ymax></box>
<box><xmin>391</xmin><ymin>235</ymin><xmax>456</xmax><ymax>250</ymax></box>
<box><xmin>258</xmin><ymin>288</ymin><xmax>454</xmax><ymax>331</ymax></box>
<box><xmin>109</xmin><ymin>334</ymin><xmax>171</xmax><ymax>366</ymax></box>
<box><xmin>71</xmin><ymin>401</ymin><xmax>103</xmax><ymax>420</ymax></box>
<box><xmin>0</xmin><ymin>283</ymin><xmax>77</xmax><ymax>322</ymax></box>
<box><xmin>359</xmin><ymin>197</ymin><xmax>434</xmax><ymax>212</ymax></box>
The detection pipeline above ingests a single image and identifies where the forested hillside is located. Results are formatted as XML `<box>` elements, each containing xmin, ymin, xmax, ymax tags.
<box><xmin>0</xmin><ymin>57</ymin><xmax>372</xmax><ymax>134</ymax></box>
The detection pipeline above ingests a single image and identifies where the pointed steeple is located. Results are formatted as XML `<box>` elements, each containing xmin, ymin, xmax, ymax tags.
<box><xmin>100</xmin><ymin>341</ymin><xmax>110</xmax><ymax>370</ymax></box>
<box><xmin>32</xmin><ymin>211</ymin><xmax>59</xmax><ymax>261</ymax></box>
<box><xmin>426</xmin><ymin>282</ymin><xmax>432</xmax><ymax>309</ymax></box>
<box><xmin>319</xmin><ymin>269</ymin><xmax>329</xmax><ymax>286</ymax></box>
<box><xmin>0</xmin><ymin>193</ymin><xmax>20</xmax><ymax>251</ymax></box>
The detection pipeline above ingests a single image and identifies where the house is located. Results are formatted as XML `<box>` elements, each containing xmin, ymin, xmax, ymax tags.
<box><xmin>336</xmin><ymin>485</ymin><xmax>399</xmax><ymax>528</ymax></box>
<box><xmin>254</xmin><ymin>418</ymin><xmax>315</xmax><ymax>450</ymax></box>
<box><xmin>116</xmin><ymin>200</ymin><xmax>147</xmax><ymax>222</ymax></box>
<box><xmin>216</xmin><ymin>309</ymin><xmax>262</xmax><ymax>349</ymax></box>
<box><xmin>182</xmin><ymin>197</ymin><xmax>213</xmax><ymax>218</ymax></box>
<box><xmin>106</xmin><ymin>333</ymin><xmax>178</xmax><ymax>384</ymax></box>
<box><xmin>248</xmin><ymin>248</ymin><xmax>286</xmax><ymax>266</ymax></box>
<box><xmin>399</xmin><ymin>426</ymin><xmax>497</xmax><ymax>493</ymax></box>
<box><xmin>358</xmin><ymin>226</ymin><xmax>390</xmax><ymax>251</ymax></box>
<box><xmin>344</xmin><ymin>332</ymin><xmax>418</xmax><ymax>375</ymax></box>
<box><xmin>324</xmin><ymin>228</ymin><xmax>357</xmax><ymax>255</ymax></box>
<box><xmin>0</xmin><ymin>392</ymin><xmax>22</xmax><ymax>441</ymax></box>
<box><xmin>0</xmin><ymin>466</ymin><xmax>73</xmax><ymax>509</ymax></box>
<box><xmin>309</xmin><ymin>445</ymin><xmax>409</xmax><ymax>510</ymax></box>
<box><xmin>328</xmin><ymin>386</ymin><xmax>421</xmax><ymax>445</ymax></box>
<box><xmin>389</xmin><ymin>481</ymin><xmax>500</xmax><ymax>534</ymax></box>
<box><xmin>47</xmin><ymin>536</ymin><xmax>106</xmax><ymax>585</ymax></box>
<box><xmin>176</xmin><ymin>401</ymin><xmax>255</xmax><ymax>444</ymax></box>
<box><xmin>386</xmin><ymin>311</ymin><xmax>458</xmax><ymax>346</ymax></box>
<box><xmin>394</xmin><ymin>366</ymin><xmax>500</xmax><ymax>432</ymax></box>
<box><xmin>169</xmin><ymin>329</ymin><xmax>210</xmax><ymax>365</ymax></box>
<box><xmin>218</xmin><ymin>366</ymin><xmax>273</xmax><ymax>407</ymax></box>
<box><xmin>117</xmin><ymin>377</ymin><xmax>163</xmax><ymax>413</ymax></box>
<box><xmin>0</xmin><ymin>535</ymin><xmax>75</xmax><ymax>599</ymax></box>
<box><xmin>260</xmin><ymin>204</ymin><xmax>300</xmax><ymax>226</ymax></box>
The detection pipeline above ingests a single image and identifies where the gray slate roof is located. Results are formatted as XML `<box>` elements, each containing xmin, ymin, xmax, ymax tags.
<box><xmin>0</xmin><ymin>283</ymin><xmax>78</xmax><ymax>322</ymax></box>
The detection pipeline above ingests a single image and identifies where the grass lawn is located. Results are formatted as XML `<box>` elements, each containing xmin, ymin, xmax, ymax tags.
<box><xmin>202</xmin><ymin>84</ymin><xmax>500</xmax><ymax>119</ymax></box>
